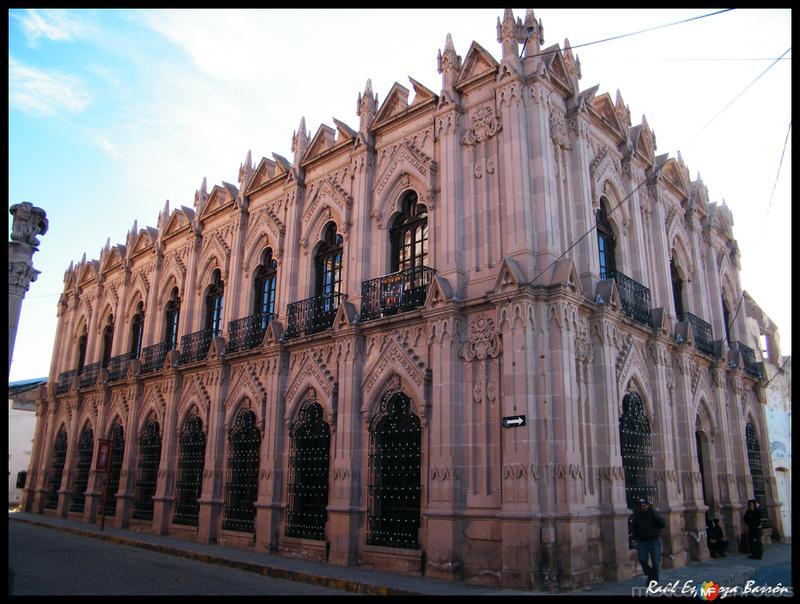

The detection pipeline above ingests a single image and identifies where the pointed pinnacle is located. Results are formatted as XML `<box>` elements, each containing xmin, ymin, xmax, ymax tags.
<box><xmin>201</xmin><ymin>177</ymin><xmax>207</xmax><ymax>192</ymax></box>
<box><xmin>364</xmin><ymin>78</ymin><xmax>373</xmax><ymax>96</ymax></box>
<box><xmin>445</xmin><ymin>32</ymin><xmax>455</xmax><ymax>51</ymax></box>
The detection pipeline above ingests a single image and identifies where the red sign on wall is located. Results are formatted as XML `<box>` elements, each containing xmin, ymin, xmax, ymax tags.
<box><xmin>95</xmin><ymin>439</ymin><xmax>112</xmax><ymax>472</ymax></box>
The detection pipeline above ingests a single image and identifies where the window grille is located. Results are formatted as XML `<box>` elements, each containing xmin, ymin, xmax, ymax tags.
<box><xmin>164</xmin><ymin>287</ymin><xmax>181</xmax><ymax>351</ymax></box>
<box><xmin>130</xmin><ymin>303</ymin><xmax>145</xmax><ymax>359</ymax></box>
<box><xmin>205</xmin><ymin>270</ymin><xmax>224</xmax><ymax>336</ymax></box>
<box><xmin>367</xmin><ymin>391</ymin><xmax>421</xmax><ymax>549</ymax></box>
<box><xmin>101</xmin><ymin>321</ymin><xmax>114</xmax><ymax>369</ymax></box>
<box><xmin>670</xmin><ymin>258</ymin><xmax>684</xmax><ymax>319</ymax></box>
<box><xmin>286</xmin><ymin>400</ymin><xmax>330</xmax><ymax>540</ymax></box>
<box><xmin>254</xmin><ymin>248</ymin><xmax>278</xmax><ymax>323</ymax></box>
<box><xmin>746</xmin><ymin>423</ymin><xmax>769</xmax><ymax>528</ymax></box>
<box><xmin>104</xmin><ymin>422</ymin><xmax>125</xmax><ymax>517</ymax></box>
<box><xmin>315</xmin><ymin>223</ymin><xmax>343</xmax><ymax>313</ymax></box>
<box><xmin>222</xmin><ymin>408</ymin><xmax>260</xmax><ymax>533</ymax></box>
<box><xmin>69</xmin><ymin>424</ymin><xmax>94</xmax><ymax>513</ymax></box>
<box><xmin>619</xmin><ymin>392</ymin><xmax>656</xmax><ymax>548</ymax></box>
<box><xmin>390</xmin><ymin>192</ymin><xmax>428</xmax><ymax>274</ymax></box>
<box><xmin>132</xmin><ymin>419</ymin><xmax>162</xmax><ymax>521</ymax></box>
<box><xmin>172</xmin><ymin>412</ymin><xmax>206</xmax><ymax>527</ymax></box>
<box><xmin>44</xmin><ymin>427</ymin><xmax>68</xmax><ymax>509</ymax></box>
<box><xmin>77</xmin><ymin>332</ymin><xmax>88</xmax><ymax>374</ymax></box>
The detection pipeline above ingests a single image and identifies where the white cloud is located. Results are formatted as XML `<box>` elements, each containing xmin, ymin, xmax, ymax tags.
<box><xmin>14</xmin><ymin>9</ymin><xmax>90</xmax><ymax>45</ymax></box>
<box><xmin>9</xmin><ymin>58</ymin><xmax>91</xmax><ymax>116</ymax></box>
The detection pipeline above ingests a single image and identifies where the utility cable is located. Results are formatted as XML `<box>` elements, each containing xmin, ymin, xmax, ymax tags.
<box><xmin>764</xmin><ymin>120</ymin><xmax>792</xmax><ymax>221</ymax></box>
<box><xmin>764</xmin><ymin>355</ymin><xmax>791</xmax><ymax>387</ymax></box>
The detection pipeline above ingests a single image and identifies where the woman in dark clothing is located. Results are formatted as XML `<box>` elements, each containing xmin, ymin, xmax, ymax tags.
<box><xmin>707</xmin><ymin>518</ymin><xmax>728</xmax><ymax>557</ymax></box>
<box><xmin>743</xmin><ymin>499</ymin><xmax>763</xmax><ymax>560</ymax></box>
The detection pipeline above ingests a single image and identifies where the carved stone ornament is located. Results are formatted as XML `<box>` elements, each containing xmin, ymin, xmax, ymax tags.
<box><xmin>9</xmin><ymin>202</ymin><xmax>48</xmax><ymax>248</ymax></box>
<box><xmin>461</xmin><ymin>106</ymin><xmax>502</xmax><ymax>146</ymax></box>
<box><xmin>549</xmin><ymin>109</ymin><xmax>568</xmax><ymax>148</ymax></box>
<box><xmin>460</xmin><ymin>314</ymin><xmax>502</xmax><ymax>361</ymax></box>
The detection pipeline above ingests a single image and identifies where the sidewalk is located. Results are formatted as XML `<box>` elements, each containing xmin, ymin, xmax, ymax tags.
<box><xmin>8</xmin><ymin>510</ymin><xmax>791</xmax><ymax>596</ymax></box>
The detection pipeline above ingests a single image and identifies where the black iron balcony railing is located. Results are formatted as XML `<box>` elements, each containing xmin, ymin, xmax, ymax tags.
<box><xmin>79</xmin><ymin>362</ymin><xmax>102</xmax><ymax>388</ymax></box>
<box><xmin>107</xmin><ymin>352</ymin><xmax>134</xmax><ymax>382</ymax></box>
<box><xmin>179</xmin><ymin>328</ymin><xmax>214</xmax><ymax>365</ymax></box>
<box><xmin>734</xmin><ymin>341</ymin><xmax>764</xmax><ymax>379</ymax></box>
<box><xmin>684</xmin><ymin>312</ymin><xmax>715</xmax><ymax>357</ymax></box>
<box><xmin>286</xmin><ymin>292</ymin><xmax>346</xmax><ymax>339</ymax></box>
<box><xmin>141</xmin><ymin>342</ymin><xmax>169</xmax><ymax>374</ymax></box>
<box><xmin>361</xmin><ymin>266</ymin><xmax>436</xmax><ymax>323</ymax></box>
<box><xmin>226</xmin><ymin>313</ymin><xmax>275</xmax><ymax>354</ymax></box>
<box><xmin>607</xmin><ymin>270</ymin><xmax>652</xmax><ymax>327</ymax></box>
<box><xmin>55</xmin><ymin>370</ymin><xmax>76</xmax><ymax>394</ymax></box>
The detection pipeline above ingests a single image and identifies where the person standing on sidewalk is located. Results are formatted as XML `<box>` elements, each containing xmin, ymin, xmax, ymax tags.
<box><xmin>744</xmin><ymin>499</ymin><xmax>764</xmax><ymax>560</ymax></box>
<box><xmin>632</xmin><ymin>498</ymin><xmax>666</xmax><ymax>585</ymax></box>
<box><xmin>707</xmin><ymin>518</ymin><xmax>728</xmax><ymax>557</ymax></box>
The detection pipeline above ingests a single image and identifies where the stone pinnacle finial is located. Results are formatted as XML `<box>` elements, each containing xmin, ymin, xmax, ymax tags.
<box><xmin>358</xmin><ymin>79</ymin><xmax>378</xmax><ymax>134</ymax></box>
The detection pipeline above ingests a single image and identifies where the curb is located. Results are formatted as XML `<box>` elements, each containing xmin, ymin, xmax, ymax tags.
<box><xmin>10</xmin><ymin>516</ymin><xmax>420</xmax><ymax>596</ymax></box>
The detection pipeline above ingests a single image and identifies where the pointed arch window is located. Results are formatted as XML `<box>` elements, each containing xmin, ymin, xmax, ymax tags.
<box><xmin>222</xmin><ymin>407</ymin><xmax>260</xmax><ymax>533</ymax></box>
<box><xmin>101</xmin><ymin>315</ymin><xmax>114</xmax><ymax>369</ymax></box>
<box><xmin>286</xmin><ymin>399</ymin><xmax>330</xmax><ymax>540</ymax></box>
<box><xmin>104</xmin><ymin>421</ymin><xmax>125</xmax><ymax>517</ymax></box>
<box><xmin>367</xmin><ymin>390</ymin><xmax>421</xmax><ymax>549</ymax></box>
<box><xmin>390</xmin><ymin>191</ymin><xmax>428</xmax><ymax>274</ymax></box>
<box><xmin>69</xmin><ymin>423</ymin><xmax>94</xmax><ymax>513</ymax></box>
<box><xmin>173</xmin><ymin>411</ymin><xmax>206</xmax><ymax>527</ymax></box>
<box><xmin>253</xmin><ymin>248</ymin><xmax>278</xmax><ymax>328</ymax></box>
<box><xmin>619</xmin><ymin>392</ymin><xmax>656</xmax><ymax>548</ymax></box>
<box><xmin>76</xmin><ymin>328</ymin><xmax>88</xmax><ymax>374</ymax></box>
<box><xmin>44</xmin><ymin>426</ymin><xmax>68</xmax><ymax>510</ymax></box>
<box><xmin>721</xmin><ymin>296</ymin><xmax>732</xmax><ymax>347</ymax></box>
<box><xmin>132</xmin><ymin>418</ymin><xmax>162</xmax><ymax>521</ymax></box>
<box><xmin>130</xmin><ymin>302</ymin><xmax>145</xmax><ymax>359</ymax></box>
<box><xmin>695</xmin><ymin>430</ymin><xmax>709</xmax><ymax>507</ymax></box>
<box><xmin>164</xmin><ymin>287</ymin><xmax>181</xmax><ymax>351</ymax></box>
<box><xmin>670</xmin><ymin>257</ymin><xmax>684</xmax><ymax>320</ymax></box>
<box><xmin>205</xmin><ymin>269</ymin><xmax>224</xmax><ymax>335</ymax></box>
<box><xmin>315</xmin><ymin>223</ymin><xmax>343</xmax><ymax>310</ymax></box>
<box><xmin>596</xmin><ymin>198</ymin><xmax>617</xmax><ymax>280</ymax></box>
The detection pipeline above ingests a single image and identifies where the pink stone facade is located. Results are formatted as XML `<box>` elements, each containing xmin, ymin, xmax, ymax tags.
<box><xmin>23</xmin><ymin>10</ymin><xmax>781</xmax><ymax>590</ymax></box>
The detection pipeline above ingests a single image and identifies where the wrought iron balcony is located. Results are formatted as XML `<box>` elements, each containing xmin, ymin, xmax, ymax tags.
<box><xmin>226</xmin><ymin>313</ymin><xmax>275</xmax><ymax>354</ymax></box>
<box><xmin>55</xmin><ymin>370</ymin><xmax>76</xmax><ymax>394</ymax></box>
<box><xmin>733</xmin><ymin>341</ymin><xmax>764</xmax><ymax>379</ymax></box>
<box><xmin>361</xmin><ymin>266</ymin><xmax>436</xmax><ymax>322</ymax></box>
<box><xmin>141</xmin><ymin>342</ymin><xmax>169</xmax><ymax>374</ymax></box>
<box><xmin>683</xmin><ymin>312</ymin><xmax>715</xmax><ymax>357</ymax></box>
<box><xmin>79</xmin><ymin>363</ymin><xmax>102</xmax><ymax>388</ymax></box>
<box><xmin>179</xmin><ymin>328</ymin><xmax>214</xmax><ymax>365</ymax></box>
<box><xmin>607</xmin><ymin>270</ymin><xmax>652</xmax><ymax>327</ymax></box>
<box><xmin>286</xmin><ymin>292</ymin><xmax>345</xmax><ymax>339</ymax></box>
<box><xmin>107</xmin><ymin>352</ymin><xmax>134</xmax><ymax>382</ymax></box>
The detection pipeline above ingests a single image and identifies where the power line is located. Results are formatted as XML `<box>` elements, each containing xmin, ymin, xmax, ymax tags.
<box><xmin>764</xmin><ymin>355</ymin><xmax>791</xmax><ymax>387</ymax></box>
<box><xmin>765</xmin><ymin>121</ymin><xmax>792</xmax><ymax>220</ymax></box>
<box><xmin>688</xmin><ymin>47</ymin><xmax>791</xmax><ymax>142</ymax></box>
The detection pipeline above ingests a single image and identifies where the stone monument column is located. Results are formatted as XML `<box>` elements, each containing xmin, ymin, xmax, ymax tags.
<box><xmin>9</xmin><ymin>202</ymin><xmax>48</xmax><ymax>374</ymax></box>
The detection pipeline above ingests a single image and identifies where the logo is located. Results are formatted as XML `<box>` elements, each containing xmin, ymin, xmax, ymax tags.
<box><xmin>699</xmin><ymin>580</ymin><xmax>720</xmax><ymax>601</ymax></box>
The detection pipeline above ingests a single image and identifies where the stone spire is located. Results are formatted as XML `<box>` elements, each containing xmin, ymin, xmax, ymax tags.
<box><xmin>497</xmin><ymin>9</ymin><xmax>522</xmax><ymax>72</ymax></box>
<box><xmin>437</xmin><ymin>33</ymin><xmax>462</xmax><ymax>95</ymax></box>
<box><xmin>239</xmin><ymin>149</ymin><xmax>253</xmax><ymax>187</ymax></box>
<box><xmin>357</xmin><ymin>79</ymin><xmax>378</xmax><ymax>136</ymax></box>
<box><xmin>194</xmin><ymin>177</ymin><xmax>208</xmax><ymax>214</ymax></box>
<box><xmin>522</xmin><ymin>9</ymin><xmax>544</xmax><ymax>59</ymax></box>
<box><xmin>292</xmin><ymin>117</ymin><xmax>309</xmax><ymax>166</ymax></box>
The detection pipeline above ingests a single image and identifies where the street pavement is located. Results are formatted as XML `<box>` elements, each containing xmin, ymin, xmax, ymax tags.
<box><xmin>8</xmin><ymin>510</ymin><xmax>793</xmax><ymax>596</ymax></box>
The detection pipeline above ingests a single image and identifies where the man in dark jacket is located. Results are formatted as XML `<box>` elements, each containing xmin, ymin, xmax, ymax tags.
<box><xmin>632</xmin><ymin>498</ymin><xmax>666</xmax><ymax>585</ymax></box>
<box><xmin>743</xmin><ymin>499</ymin><xmax>764</xmax><ymax>560</ymax></box>
<box><xmin>707</xmin><ymin>518</ymin><xmax>728</xmax><ymax>557</ymax></box>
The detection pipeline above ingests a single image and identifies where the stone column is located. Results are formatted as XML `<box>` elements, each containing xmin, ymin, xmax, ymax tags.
<box><xmin>8</xmin><ymin>202</ymin><xmax>48</xmax><ymax>374</ymax></box>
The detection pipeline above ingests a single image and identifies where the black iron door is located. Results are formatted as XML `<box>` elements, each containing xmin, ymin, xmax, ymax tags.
<box><xmin>367</xmin><ymin>391</ymin><xmax>421</xmax><ymax>549</ymax></box>
<box><xmin>619</xmin><ymin>392</ymin><xmax>656</xmax><ymax>547</ymax></box>
<box><xmin>45</xmin><ymin>428</ymin><xmax>68</xmax><ymax>509</ymax></box>
<box><xmin>104</xmin><ymin>422</ymin><xmax>125</xmax><ymax>516</ymax></box>
<box><xmin>132</xmin><ymin>419</ymin><xmax>162</xmax><ymax>521</ymax></box>
<box><xmin>746</xmin><ymin>423</ymin><xmax>769</xmax><ymax>527</ymax></box>
<box><xmin>222</xmin><ymin>409</ymin><xmax>260</xmax><ymax>533</ymax></box>
<box><xmin>69</xmin><ymin>424</ymin><xmax>94</xmax><ymax>513</ymax></box>
<box><xmin>173</xmin><ymin>413</ymin><xmax>206</xmax><ymax>526</ymax></box>
<box><xmin>286</xmin><ymin>401</ymin><xmax>330</xmax><ymax>540</ymax></box>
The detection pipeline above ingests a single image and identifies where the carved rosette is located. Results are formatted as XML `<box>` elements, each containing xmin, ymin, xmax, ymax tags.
<box><xmin>459</xmin><ymin>314</ymin><xmax>502</xmax><ymax>361</ymax></box>
<box><xmin>461</xmin><ymin>106</ymin><xmax>502</xmax><ymax>146</ymax></box>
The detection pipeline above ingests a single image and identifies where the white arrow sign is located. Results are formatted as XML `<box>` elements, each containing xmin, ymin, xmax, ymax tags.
<box><xmin>502</xmin><ymin>415</ymin><xmax>526</xmax><ymax>428</ymax></box>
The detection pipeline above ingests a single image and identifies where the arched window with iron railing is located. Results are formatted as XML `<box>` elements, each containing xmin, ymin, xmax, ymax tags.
<box><xmin>130</xmin><ymin>302</ymin><xmax>145</xmax><ymax>359</ymax></box>
<box><xmin>367</xmin><ymin>390</ymin><xmax>421</xmax><ymax>550</ymax></box>
<box><xmin>132</xmin><ymin>417</ymin><xmax>161</xmax><ymax>521</ymax></box>
<box><xmin>315</xmin><ymin>223</ymin><xmax>343</xmax><ymax>311</ymax></box>
<box><xmin>222</xmin><ymin>407</ymin><xmax>260</xmax><ymax>533</ymax></box>
<box><xmin>205</xmin><ymin>269</ymin><xmax>224</xmax><ymax>335</ymax></box>
<box><xmin>164</xmin><ymin>287</ymin><xmax>181</xmax><ymax>351</ymax></box>
<box><xmin>670</xmin><ymin>257</ymin><xmax>684</xmax><ymax>320</ymax></box>
<box><xmin>101</xmin><ymin>315</ymin><xmax>114</xmax><ymax>369</ymax></box>
<box><xmin>286</xmin><ymin>398</ymin><xmax>330</xmax><ymax>540</ymax></box>
<box><xmin>596</xmin><ymin>198</ymin><xmax>617</xmax><ymax>281</ymax></box>
<box><xmin>69</xmin><ymin>423</ymin><xmax>94</xmax><ymax>513</ymax></box>
<box><xmin>390</xmin><ymin>191</ymin><xmax>428</xmax><ymax>274</ymax></box>
<box><xmin>745</xmin><ymin>422</ymin><xmax>769</xmax><ymax>527</ymax></box>
<box><xmin>104</xmin><ymin>420</ymin><xmax>125</xmax><ymax>517</ymax></box>
<box><xmin>44</xmin><ymin>426</ymin><xmax>68</xmax><ymax>510</ymax></box>
<box><xmin>172</xmin><ymin>410</ymin><xmax>206</xmax><ymax>527</ymax></box>
<box><xmin>619</xmin><ymin>391</ymin><xmax>656</xmax><ymax>548</ymax></box>
<box><xmin>253</xmin><ymin>248</ymin><xmax>278</xmax><ymax>329</ymax></box>
<box><xmin>76</xmin><ymin>328</ymin><xmax>88</xmax><ymax>374</ymax></box>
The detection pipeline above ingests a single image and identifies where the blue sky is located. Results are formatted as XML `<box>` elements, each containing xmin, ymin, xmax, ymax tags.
<box><xmin>8</xmin><ymin>9</ymin><xmax>792</xmax><ymax>381</ymax></box>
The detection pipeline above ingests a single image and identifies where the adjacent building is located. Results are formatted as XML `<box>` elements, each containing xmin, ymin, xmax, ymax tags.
<box><xmin>22</xmin><ymin>10</ymin><xmax>780</xmax><ymax>589</ymax></box>
<box><xmin>9</xmin><ymin>378</ymin><xmax>46</xmax><ymax>505</ymax></box>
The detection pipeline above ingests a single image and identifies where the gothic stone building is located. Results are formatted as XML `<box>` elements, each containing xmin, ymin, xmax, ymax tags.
<box><xmin>23</xmin><ymin>9</ymin><xmax>781</xmax><ymax>590</ymax></box>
